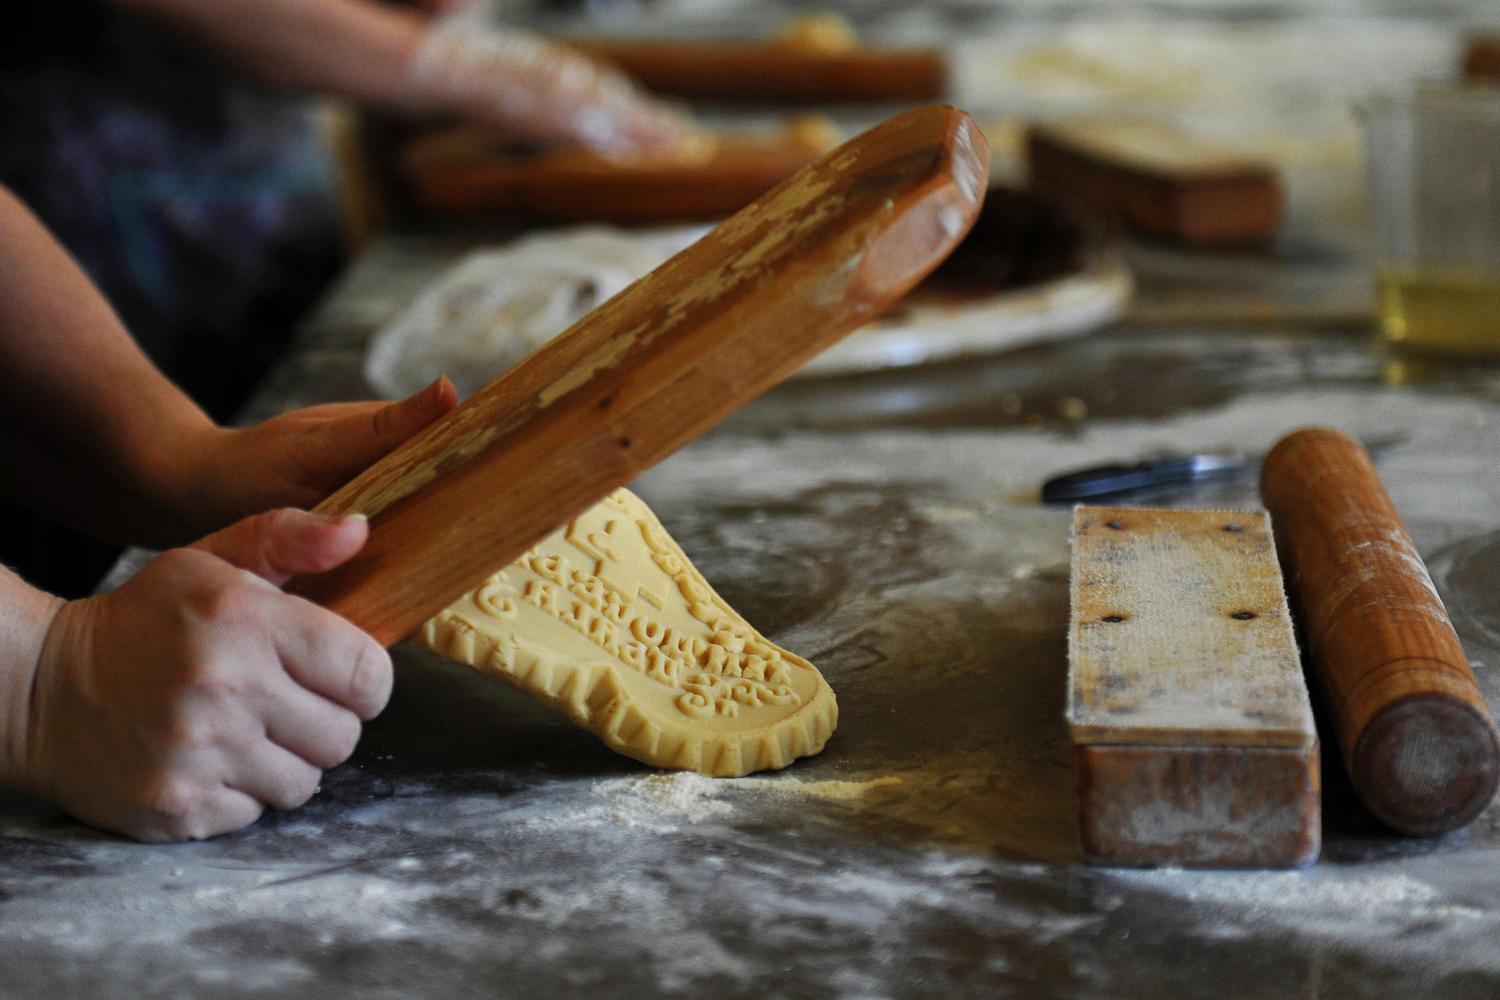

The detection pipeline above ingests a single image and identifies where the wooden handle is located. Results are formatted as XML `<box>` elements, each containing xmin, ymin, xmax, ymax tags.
<box><xmin>567</xmin><ymin>39</ymin><xmax>948</xmax><ymax>104</ymax></box>
<box><xmin>289</xmin><ymin>105</ymin><xmax>989</xmax><ymax>646</ymax></box>
<box><xmin>401</xmin><ymin>126</ymin><xmax>831</xmax><ymax>223</ymax></box>
<box><xmin>1260</xmin><ymin>427</ymin><xmax>1499</xmax><ymax>835</ymax></box>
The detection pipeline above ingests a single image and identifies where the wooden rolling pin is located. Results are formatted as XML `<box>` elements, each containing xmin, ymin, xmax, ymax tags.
<box><xmin>1026</xmin><ymin>122</ymin><xmax>1282</xmax><ymax>248</ymax></box>
<box><xmin>1260</xmin><ymin>428</ymin><xmax>1499</xmax><ymax>835</ymax></box>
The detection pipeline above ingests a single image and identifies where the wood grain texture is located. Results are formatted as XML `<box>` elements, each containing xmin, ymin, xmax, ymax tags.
<box><xmin>1077</xmin><ymin>745</ymin><xmax>1320</xmax><ymax>868</ymax></box>
<box><xmin>1068</xmin><ymin>506</ymin><xmax>1319</xmax><ymax>868</ymax></box>
<box><xmin>398</xmin><ymin>125</ymin><xmax>831</xmax><ymax>223</ymax></box>
<box><xmin>290</xmin><ymin>105</ymin><xmax>990</xmax><ymax>646</ymax></box>
<box><xmin>1069</xmin><ymin>507</ymin><xmax>1315</xmax><ymax>749</ymax></box>
<box><xmin>567</xmin><ymin>38</ymin><xmax>947</xmax><ymax>104</ymax></box>
<box><xmin>1261</xmin><ymin>427</ymin><xmax>1500</xmax><ymax>836</ymax></box>
<box><xmin>1027</xmin><ymin>124</ymin><xmax>1282</xmax><ymax>248</ymax></box>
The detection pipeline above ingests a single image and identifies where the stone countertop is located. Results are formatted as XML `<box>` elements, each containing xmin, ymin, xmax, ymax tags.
<box><xmin>10</xmin><ymin>262</ymin><xmax>1500</xmax><ymax>1000</ymax></box>
<box><xmin>7</xmin><ymin>4</ymin><xmax>1500</xmax><ymax>998</ymax></box>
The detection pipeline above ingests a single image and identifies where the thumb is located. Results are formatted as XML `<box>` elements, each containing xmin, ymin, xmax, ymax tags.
<box><xmin>312</xmin><ymin>376</ymin><xmax>459</xmax><ymax>483</ymax></box>
<box><xmin>191</xmin><ymin>509</ymin><xmax>369</xmax><ymax>587</ymax></box>
<box><xmin>361</xmin><ymin>374</ymin><xmax>456</xmax><ymax>458</ymax></box>
<box><xmin>368</xmin><ymin>376</ymin><xmax>458</xmax><ymax>456</ymax></box>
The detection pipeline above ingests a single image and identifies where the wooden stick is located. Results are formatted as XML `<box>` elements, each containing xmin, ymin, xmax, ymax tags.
<box><xmin>399</xmin><ymin>126</ymin><xmax>831</xmax><ymax>223</ymax></box>
<box><xmin>289</xmin><ymin>105</ymin><xmax>989</xmax><ymax>646</ymax></box>
<box><xmin>1260</xmin><ymin>428</ymin><xmax>1500</xmax><ymax>835</ymax></box>
<box><xmin>567</xmin><ymin>39</ymin><xmax>947</xmax><ymax>104</ymax></box>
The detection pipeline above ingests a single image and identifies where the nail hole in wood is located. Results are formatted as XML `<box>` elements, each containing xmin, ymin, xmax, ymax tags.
<box><xmin>1101</xmin><ymin>614</ymin><xmax>1127</xmax><ymax>623</ymax></box>
<box><xmin>1105</xmin><ymin>521</ymin><xmax>1126</xmax><ymax>531</ymax></box>
<box><xmin>1231</xmin><ymin>610</ymin><xmax>1257</xmax><ymax>620</ymax></box>
<box><xmin>618</xmin><ymin>437</ymin><xmax>632</xmax><ymax>449</ymax></box>
<box><xmin>1223</xmin><ymin>523</ymin><xmax>1243</xmax><ymax>533</ymax></box>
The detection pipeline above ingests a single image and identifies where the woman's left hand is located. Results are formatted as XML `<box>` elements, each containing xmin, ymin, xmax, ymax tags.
<box><xmin>170</xmin><ymin>376</ymin><xmax>457</xmax><ymax>540</ymax></box>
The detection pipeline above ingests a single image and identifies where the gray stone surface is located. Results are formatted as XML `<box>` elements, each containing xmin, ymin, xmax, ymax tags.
<box><xmin>10</xmin><ymin>321</ymin><xmax>1500</xmax><ymax>999</ymax></box>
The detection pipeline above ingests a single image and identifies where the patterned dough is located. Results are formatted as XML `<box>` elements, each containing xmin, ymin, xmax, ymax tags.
<box><xmin>414</xmin><ymin>489</ymin><xmax>837</xmax><ymax>776</ymax></box>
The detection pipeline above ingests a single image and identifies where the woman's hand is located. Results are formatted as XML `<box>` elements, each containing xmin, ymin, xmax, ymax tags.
<box><xmin>164</xmin><ymin>376</ymin><xmax>457</xmax><ymax>542</ymax></box>
<box><xmin>23</xmin><ymin>509</ymin><xmax>390</xmax><ymax>841</ymax></box>
<box><xmin>109</xmin><ymin>0</ymin><xmax>696</xmax><ymax>155</ymax></box>
<box><xmin>1</xmin><ymin>182</ymin><xmax>457</xmax><ymax>550</ymax></box>
<box><xmin>409</xmin><ymin>18</ymin><xmax>697</xmax><ymax>154</ymax></box>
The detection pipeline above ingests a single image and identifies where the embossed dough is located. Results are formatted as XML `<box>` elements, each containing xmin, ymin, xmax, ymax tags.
<box><xmin>415</xmin><ymin>489</ymin><xmax>837</xmax><ymax>776</ymax></box>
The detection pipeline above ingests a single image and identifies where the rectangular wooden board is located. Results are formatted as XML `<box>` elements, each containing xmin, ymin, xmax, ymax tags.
<box><xmin>1068</xmin><ymin>506</ymin><xmax>1319</xmax><ymax>867</ymax></box>
<box><xmin>567</xmin><ymin>38</ymin><xmax>947</xmax><ymax>104</ymax></box>
<box><xmin>396</xmin><ymin>125</ymin><xmax>831</xmax><ymax>223</ymax></box>
<box><xmin>1027</xmin><ymin>122</ymin><xmax>1282</xmax><ymax>248</ymax></box>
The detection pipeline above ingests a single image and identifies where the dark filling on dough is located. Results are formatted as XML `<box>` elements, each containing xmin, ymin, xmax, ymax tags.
<box><xmin>917</xmin><ymin>185</ymin><xmax>1106</xmax><ymax>300</ymax></box>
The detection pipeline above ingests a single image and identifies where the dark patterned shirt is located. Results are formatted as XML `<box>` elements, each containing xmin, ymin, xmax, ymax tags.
<box><xmin>1</xmin><ymin>0</ymin><xmax>344</xmax><ymax>415</ymax></box>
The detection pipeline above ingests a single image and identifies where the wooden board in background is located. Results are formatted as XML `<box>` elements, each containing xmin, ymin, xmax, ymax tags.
<box><xmin>399</xmin><ymin>121</ymin><xmax>837</xmax><ymax>223</ymax></box>
<box><xmin>1028</xmin><ymin>122</ymin><xmax>1283</xmax><ymax>249</ymax></box>
<box><xmin>567</xmin><ymin>37</ymin><xmax>947</xmax><ymax>104</ymax></box>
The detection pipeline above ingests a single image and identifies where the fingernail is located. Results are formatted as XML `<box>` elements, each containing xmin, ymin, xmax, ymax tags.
<box><xmin>341</xmin><ymin>513</ymin><xmax>369</xmax><ymax>524</ymax></box>
<box><xmin>415</xmin><ymin>376</ymin><xmax>456</xmax><ymax>415</ymax></box>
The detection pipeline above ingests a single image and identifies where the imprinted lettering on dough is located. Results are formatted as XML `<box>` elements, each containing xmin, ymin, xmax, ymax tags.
<box><xmin>415</xmin><ymin>489</ymin><xmax>838</xmax><ymax>777</ymax></box>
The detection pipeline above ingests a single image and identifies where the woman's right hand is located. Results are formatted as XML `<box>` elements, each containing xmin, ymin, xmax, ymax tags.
<box><xmin>23</xmin><ymin>509</ymin><xmax>391</xmax><ymax>842</ymax></box>
<box><xmin>410</xmin><ymin>16</ymin><xmax>697</xmax><ymax>154</ymax></box>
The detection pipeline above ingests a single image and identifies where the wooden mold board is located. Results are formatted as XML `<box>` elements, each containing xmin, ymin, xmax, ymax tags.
<box><xmin>1067</xmin><ymin>506</ymin><xmax>1319</xmax><ymax>868</ymax></box>
<box><xmin>1027</xmin><ymin>122</ymin><xmax>1283</xmax><ymax>248</ymax></box>
<box><xmin>398</xmin><ymin>124</ymin><xmax>831</xmax><ymax>223</ymax></box>
<box><xmin>566</xmin><ymin>38</ymin><xmax>948</xmax><ymax>105</ymax></box>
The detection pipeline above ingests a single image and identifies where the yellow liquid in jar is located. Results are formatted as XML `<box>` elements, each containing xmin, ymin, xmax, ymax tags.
<box><xmin>1377</xmin><ymin>266</ymin><xmax>1500</xmax><ymax>358</ymax></box>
